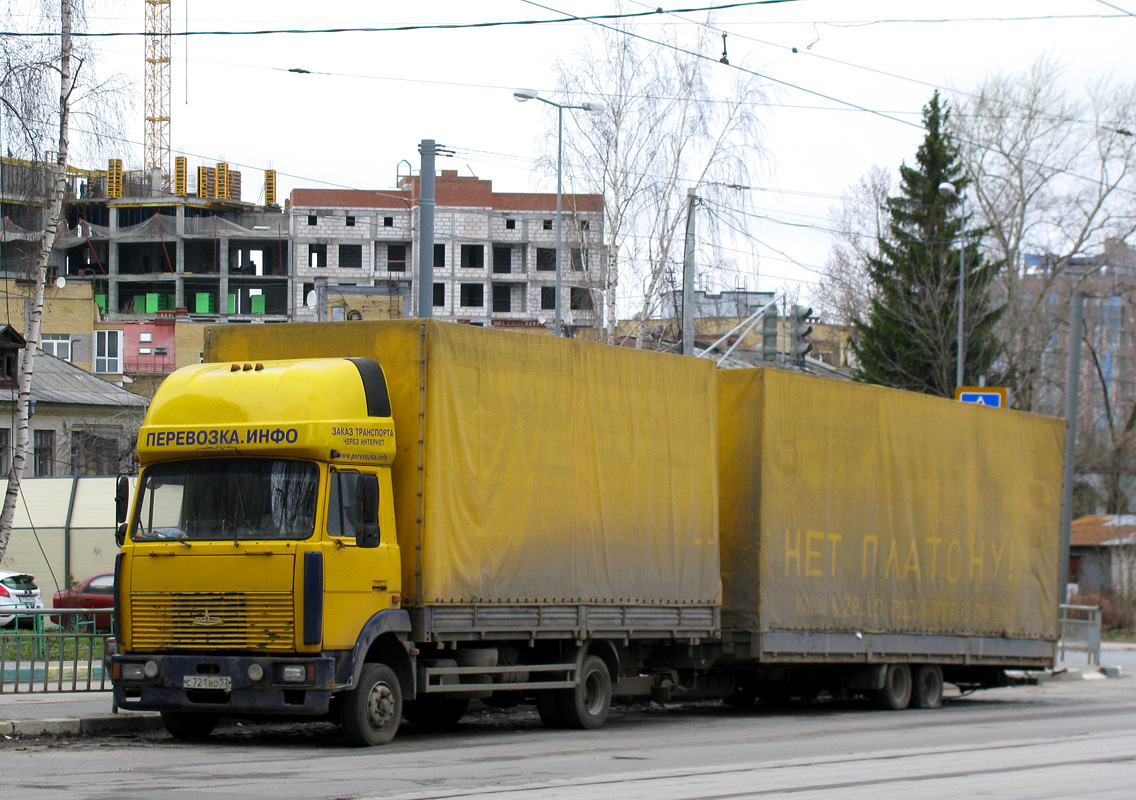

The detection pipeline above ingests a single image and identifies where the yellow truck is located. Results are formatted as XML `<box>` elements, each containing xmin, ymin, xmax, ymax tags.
<box><xmin>109</xmin><ymin>320</ymin><xmax>1063</xmax><ymax>744</ymax></box>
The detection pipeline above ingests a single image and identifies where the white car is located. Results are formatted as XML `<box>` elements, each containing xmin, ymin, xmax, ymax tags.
<box><xmin>0</xmin><ymin>570</ymin><xmax>45</xmax><ymax>627</ymax></box>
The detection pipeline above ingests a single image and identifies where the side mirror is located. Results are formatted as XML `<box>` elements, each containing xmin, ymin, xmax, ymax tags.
<box><xmin>115</xmin><ymin>475</ymin><xmax>129</xmax><ymax>525</ymax></box>
<box><xmin>115</xmin><ymin>523</ymin><xmax>127</xmax><ymax>548</ymax></box>
<box><xmin>354</xmin><ymin>474</ymin><xmax>381</xmax><ymax>548</ymax></box>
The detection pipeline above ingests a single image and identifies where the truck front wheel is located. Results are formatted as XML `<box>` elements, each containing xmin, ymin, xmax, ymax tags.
<box><xmin>160</xmin><ymin>710</ymin><xmax>219</xmax><ymax>741</ymax></box>
<box><xmin>557</xmin><ymin>655</ymin><xmax>612</xmax><ymax>730</ymax></box>
<box><xmin>873</xmin><ymin>663</ymin><xmax>912</xmax><ymax>710</ymax></box>
<box><xmin>340</xmin><ymin>663</ymin><xmax>403</xmax><ymax>746</ymax></box>
<box><xmin>911</xmin><ymin>665</ymin><xmax>944</xmax><ymax>709</ymax></box>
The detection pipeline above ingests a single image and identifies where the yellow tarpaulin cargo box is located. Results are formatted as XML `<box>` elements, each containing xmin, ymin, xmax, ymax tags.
<box><xmin>718</xmin><ymin>368</ymin><xmax>1063</xmax><ymax>642</ymax></box>
<box><xmin>207</xmin><ymin>320</ymin><xmax>722</xmax><ymax>610</ymax></box>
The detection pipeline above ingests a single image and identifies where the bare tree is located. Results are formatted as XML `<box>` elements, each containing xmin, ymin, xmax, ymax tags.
<box><xmin>812</xmin><ymin>165</ymin><xmax>892</xmax><ymax>326</ymax></box>
<box><xmin>551</xmin><ymin>22</ymin><xmax>766</xmax><ymax>344</ymax></box>
<box><xmin>951</xmin><ymin>56</ymin><xmax>1136</xmax><ymax>411</ymax></box>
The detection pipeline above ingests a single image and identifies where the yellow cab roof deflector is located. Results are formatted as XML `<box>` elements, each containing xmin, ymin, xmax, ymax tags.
<box><xmin>137</xmin><ymin>358</ymin><xmax>396</xmax><ymax>466</ymax></box>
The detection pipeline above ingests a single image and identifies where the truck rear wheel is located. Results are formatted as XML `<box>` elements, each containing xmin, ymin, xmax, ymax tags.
<box><xmin>556</xmin><ymin>655</ymin><xmax>612</xmax><ymax>730</ymax></box>
<box><xmin>536</xmin><ymin>691</ymin><xmax>566</xmax><ymax>728</ymax></box>
<box><xmin>340</xmin><ymin>663</ymin><xmax>403</xmax><ymax>746</ymax></box>
<box><xmin>160</xmin><ymin>710</ymin><xmax>219</xmax><ymax>741</ymax></box>
<box><xmin>911</xmin><ymin>665</ymin><xmax>944</xmax><ymax>709</ymax></box>
<box><xmin>873</xmin><ymin>664</ymin><xmax>912</xmax><ymax>710</ymax></box>
<box><xmin>402</xmin><ymin>697</ymin><xmax>469</xmax><ymax>728</ymax></box>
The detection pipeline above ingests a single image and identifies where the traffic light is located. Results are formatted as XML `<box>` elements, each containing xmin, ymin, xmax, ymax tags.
<box><xmin>761</xmin><ymin>306</ymin><xmax>778</xmax><ymax>360</ymax></box>
<box><xmin>790</xmin><ymin>305</ymin><xmax>813</xmax><ymax>362</ymax></box>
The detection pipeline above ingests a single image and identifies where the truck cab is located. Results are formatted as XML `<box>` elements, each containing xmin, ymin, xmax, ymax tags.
<box><xmin>111</xmin><ymin>357</ymin><xmax>412</xmax><ymax>744</ymax></box>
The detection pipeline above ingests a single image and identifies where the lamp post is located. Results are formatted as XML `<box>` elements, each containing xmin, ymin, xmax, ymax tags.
<box><xmin>938</xmin><ymin>181</ymin><xmax>966</xmax><ymax>389</ymax></box>
<box><xmin>513</xmin><ymin>89</ymin><xmax>604</xmax><ymax>336</ymax></box>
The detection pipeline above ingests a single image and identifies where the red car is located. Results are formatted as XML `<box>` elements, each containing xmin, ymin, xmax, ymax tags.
<box><xmin>52</xmin><ymin>573</ymin><xmax>115</xmax><ymax>631</ymax></box>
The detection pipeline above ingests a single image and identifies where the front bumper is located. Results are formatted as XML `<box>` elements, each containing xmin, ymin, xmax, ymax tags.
<box><xmin>112</xmin><ymin>653</ymin><xmax>338</xmax><ymax>716</ymax></box>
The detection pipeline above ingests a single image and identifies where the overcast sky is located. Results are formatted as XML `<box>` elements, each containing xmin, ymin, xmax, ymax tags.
<box><xmin>52</xmin><ymin>1</ymin><xmax>1136</xmax><ymax>306</ymax></box>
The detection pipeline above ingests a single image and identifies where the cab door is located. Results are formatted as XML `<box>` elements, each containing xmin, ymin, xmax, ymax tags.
<box><xmin>318</xmin><ymin>467</ymin><xmax>400</xmax><ymax>650</ymax></box>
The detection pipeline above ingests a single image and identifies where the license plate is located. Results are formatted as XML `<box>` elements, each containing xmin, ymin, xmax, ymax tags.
<box><xmin>183</xmin><ymin>675</ymin><xmax>231</xmax><ymax>690</ymax></box>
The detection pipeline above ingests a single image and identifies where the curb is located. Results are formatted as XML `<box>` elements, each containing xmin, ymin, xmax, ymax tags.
<box><xmin>1</xmin><ymin>713</ymin><xmax>163</xmax><ymax>738</ymax></box>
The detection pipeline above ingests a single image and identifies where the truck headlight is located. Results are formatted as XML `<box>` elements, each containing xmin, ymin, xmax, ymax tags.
<box><xmin>121</xmin><ymin>662</ymin><xmax>146</xmax><ymax>681</ymax></box>
<box><xmin>281</xmin><ymin>665</ymin><xmax>306</xmax><ymax>683</ymax></box>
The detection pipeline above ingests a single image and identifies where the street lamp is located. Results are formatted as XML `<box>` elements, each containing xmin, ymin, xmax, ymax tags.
<box><xmin>938</xmin><ymin>181</ymin><xmax>966</xmax><ymax>389</ymax></box>
<box><xmin>514</xmin><ymin>89</ymin><xmax>605</xmax><ymax>336</ymax></box>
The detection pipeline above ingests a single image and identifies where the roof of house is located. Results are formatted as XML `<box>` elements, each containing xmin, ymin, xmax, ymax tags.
<box><xmin>0</xmin><ymin>349</ymin><xmax>149</xmax><ymax>408</ymax></box>
<box><xmin>1071</xmin><ymin>514</ymin><xmax>1136</xmax><ymax>547</ymax></box>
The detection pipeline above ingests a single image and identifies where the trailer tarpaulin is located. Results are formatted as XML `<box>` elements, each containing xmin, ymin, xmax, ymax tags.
<box><xmin>718</xmin><ymin>368</ymin><xmax>1063</xmax><ymax>641</ymax></box>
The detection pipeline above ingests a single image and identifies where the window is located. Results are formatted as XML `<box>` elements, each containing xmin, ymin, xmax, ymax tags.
<box><xmin>387</xmin><ymin>244</ymin><xmax>407</xmax><ymax>272</ymax></box>
<box><xmin>505</xmin><ymin>218</ymin><xmax>516</xmax><ymax>230</ymax></box>
<box><xmin>384</xmin><ymin>216</ymin><xmax>393</xmax><ymax>228</ymax></box>
<box><xmin>541</xmin><ymin>286</ymin><xmax>556</xmax><ymax>311</ymax></box>
<box><xmin>88</xmin><ymin>575</ymin><xmax>115</xmax><ymax>595</ymax></box>
<box><xmin>460</xmin><ymin>283</ymin><xmax>484</xmax><ymax>307</ymax></box>
<box><xmin>327</xmin><ymin>470</ymin><xmax>362</xmax><ymax>538</ymax></box>
<box><xmin>33</xmin><ymin>430</ymin><xmax>53</xmax><ymax>477</ymax></box>
<box><xmin>339</xmin><ymin>244</ymin><xmax>363</xmax><ymax>270</ymax></box>
<box><xmin>460</xmin><ymin>244</ymin><xmax>484</xmax><ymax>270</ymax></box>
<box><xmin>0</xmin><ymin>428</ymin><xmax>8</xmax><ymax>475</ymax></box>
<box><xmin>433</xmin><ymin>283</ymin><xmax>445</xmax><ymax>308</ymax></box>
<box><xmin>71</xmin><ymin>427</ymin><xmax>131</xmax><ymax>476</ymax></box>
<box><xmin>132</xmin><ymin>459</ymin><xmax>319</xmax><ymax>542</ymax></box>
<box><xmin>579</xmin><ymin>220</ymin><xmax>590</xmax><ymax>230</ymax></box>
<box><xmin>536</xmin><ymin>248</ymin><xmax>556</xmax><ymax>271</ymax></box>
<box><xmin>346</xmin><ymin>215</ymin><xmax>356</xmax><ymax>227</ymax></box>
<box><xmin>138</xmin><ymin>347</ymin><xmax>152</xmax><ymax>355</ymax></box>
<box><xmin>571</xmin><ymin>287</ymin><xmax>594</xmax><ymax>311</ymax></box>
<box><xmin>309</xmin><ymin>244</ymin><xmax>327</xmax><ymax>270</ymax></box>
<box><xmin>139</xmin><ymin>332</ymin><xmax>152</xmax><ymax>343</ymax></box>
<box><xmin>542</xmin><ymin>219</ymin><xmax>553</xmax><ymax>231</ymax></box>
<box><xmin>434</xmin><ymin>244</ymin><xmax>446</xmax><ymax>268</ymax></box>
<box><xmin>492</xmin><ymin>284</ymin><xmax>512</xmax><ymax>313</ymax></box>
<box><xmin>493</xmin><ymin>246</ymin><xmax>512</xmax><ymax>274</ymax></box>
<box><xmin>307</xmin><ymin>215</ymin><xmax>317</xmax><ymax>226</ymax></box>
<box><xmin>571</xmin><ymin>248</ymin><xmax>584</xmax><ymax>271</ymax></box>
<box><xmin>41</xmin><ymin>334</ymin><xmax>72</xmax><ymax>362</ymax></box>
<box><xmin>95</xmin><ymin>329</ymin><xmax>123</xmax><ymax>374</ymax></box>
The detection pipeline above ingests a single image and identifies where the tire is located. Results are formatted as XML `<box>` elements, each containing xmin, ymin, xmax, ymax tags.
<box><xmin>873</xmin><ymin>664</ymin><xmax>912</xmax><ymax>711</ymax></box>
<box><xmin>556</xmin><ymin>655</ymin><xmax>612</xmax><ymax>730</ymax></box>
<box><xmin>402</xmin><ymin>697</ymin><xmax>470</xmax><ymax>728</ymax></box>
<box><xmin>340</xmin><ymin>663</ymin><xmax>403</xmax><ymax>746</ymax></box>
<box><xmin>160</xmin><ymin>711</ymin><xmax>219</xmax><ymax>741</ymax></box>
<box><xmin>535</xmin><ymin>691</ymin><xmax>566</xmax><ymax>728</ymax></box>
<box><xmin>911</xmin><ymin>665</ymin><xmax>944</xmax><ymax>709</ymax></box>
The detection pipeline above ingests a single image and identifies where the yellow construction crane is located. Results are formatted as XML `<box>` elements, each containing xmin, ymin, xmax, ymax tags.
<box><xmin>144</xmin><ymin>0</ymin><xmax>171</xmax><ymax>186</ymax></box>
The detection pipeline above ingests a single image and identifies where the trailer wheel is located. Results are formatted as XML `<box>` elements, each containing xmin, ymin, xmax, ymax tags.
<box><xmin>873</xmin><ymin>664</ymin><xmax>912</xmax><ymax>710</ymax></box>
<box><xmin>402</xmin><ymin>697</ymin><xmax>470</xmax><ymax>728</ymax></box>
<box><xmin>160</xmin><ymin>710</ymin><xmax>219</xmax><ymax>741</ymax></box>
<box><xmin>911</xmin><ymin>665</ymin><xmax>944</xmax><ymax>709</ymax></box>
<box><xmin>556</xmin><ymin>655</ymin><xmax>612</xmax><ymax>730</ymax></box>
<box><xmin>340</xmin><ymin>663</ymin><xmax>403</xmax><ymax>746</ymax></box>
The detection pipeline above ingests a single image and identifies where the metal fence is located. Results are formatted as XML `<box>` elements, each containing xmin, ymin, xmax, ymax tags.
<box><xmin>1</xmin><ymin>608</ymin><xmax>114</xmax><ymax>693</ymax></box>
<box><xmin>1058</xmin><ymin>603</ymin><xmax>1102</xmax><ymax>666</ymax></box>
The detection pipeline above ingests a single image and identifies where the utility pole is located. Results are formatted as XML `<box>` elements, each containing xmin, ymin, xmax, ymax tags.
<box><xmin>681</xmin><ymin>190</ymin><xmax>697</xmax><ymax>355</ymax></box>
<box><xmin>417</xmin><ymin>140</ymin><xmax>435</xmax><ymax>319</ymax></box>
<box><xmin>1059</xmin><ymin>290</ymin><xmax>1084</xmax><ymax>605</ymax></box>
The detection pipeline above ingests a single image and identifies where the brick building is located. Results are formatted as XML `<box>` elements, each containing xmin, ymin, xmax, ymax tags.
<box><xmin>289</xmin><ymin>171</ymin><xmax>605</xmax><ymax>332</ymax></box>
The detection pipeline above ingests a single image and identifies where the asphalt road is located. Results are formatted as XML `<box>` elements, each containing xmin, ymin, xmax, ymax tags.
<box><xmin>6</xmin><ymin>677</ymin><xmax>1134</xmax><ymax>800</ymax></box>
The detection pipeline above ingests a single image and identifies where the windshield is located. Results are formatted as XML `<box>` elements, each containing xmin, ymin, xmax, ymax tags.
<box><xmin>133</xmin><ymin>458</ymin><xmax>319</xmax><ymax>542</ymax></box>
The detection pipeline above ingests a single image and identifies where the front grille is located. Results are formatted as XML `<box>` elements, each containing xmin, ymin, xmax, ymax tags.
<box><xmin>130</xmin><ymin>592</ymin><xmax>295</xmax><ymax>651</ymax></box>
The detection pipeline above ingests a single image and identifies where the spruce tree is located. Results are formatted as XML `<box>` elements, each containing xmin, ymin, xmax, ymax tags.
<box><xmin>852</xmin><ymin>92</ymin><xmax>1003</xmax><ymax>397</ymax></box>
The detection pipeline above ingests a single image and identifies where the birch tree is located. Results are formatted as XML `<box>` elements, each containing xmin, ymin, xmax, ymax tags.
<box><xmin>812</xmin><ymin>165</ymin><xmax>892</xmax><ymax>327</ymax></box>
<box><xmin>0</xmin><ymin>0</ymin><xmax>79</xmax><ymax>560</ymax></box>
<box><xmin>551</xmin><ymin>23</ymin><xmax>766</xmax><ymax>344</ymax></box>
<box><xmin>951</xmin><ymin>56</ymin><xmax>1136</xmax><ymax>411</ymax></box>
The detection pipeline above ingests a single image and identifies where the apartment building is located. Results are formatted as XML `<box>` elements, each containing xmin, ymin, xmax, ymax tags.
<box><xmin>289</xmin><ymin>171</ymin><xmax>605</xmax><ymax>332</ymax></box>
